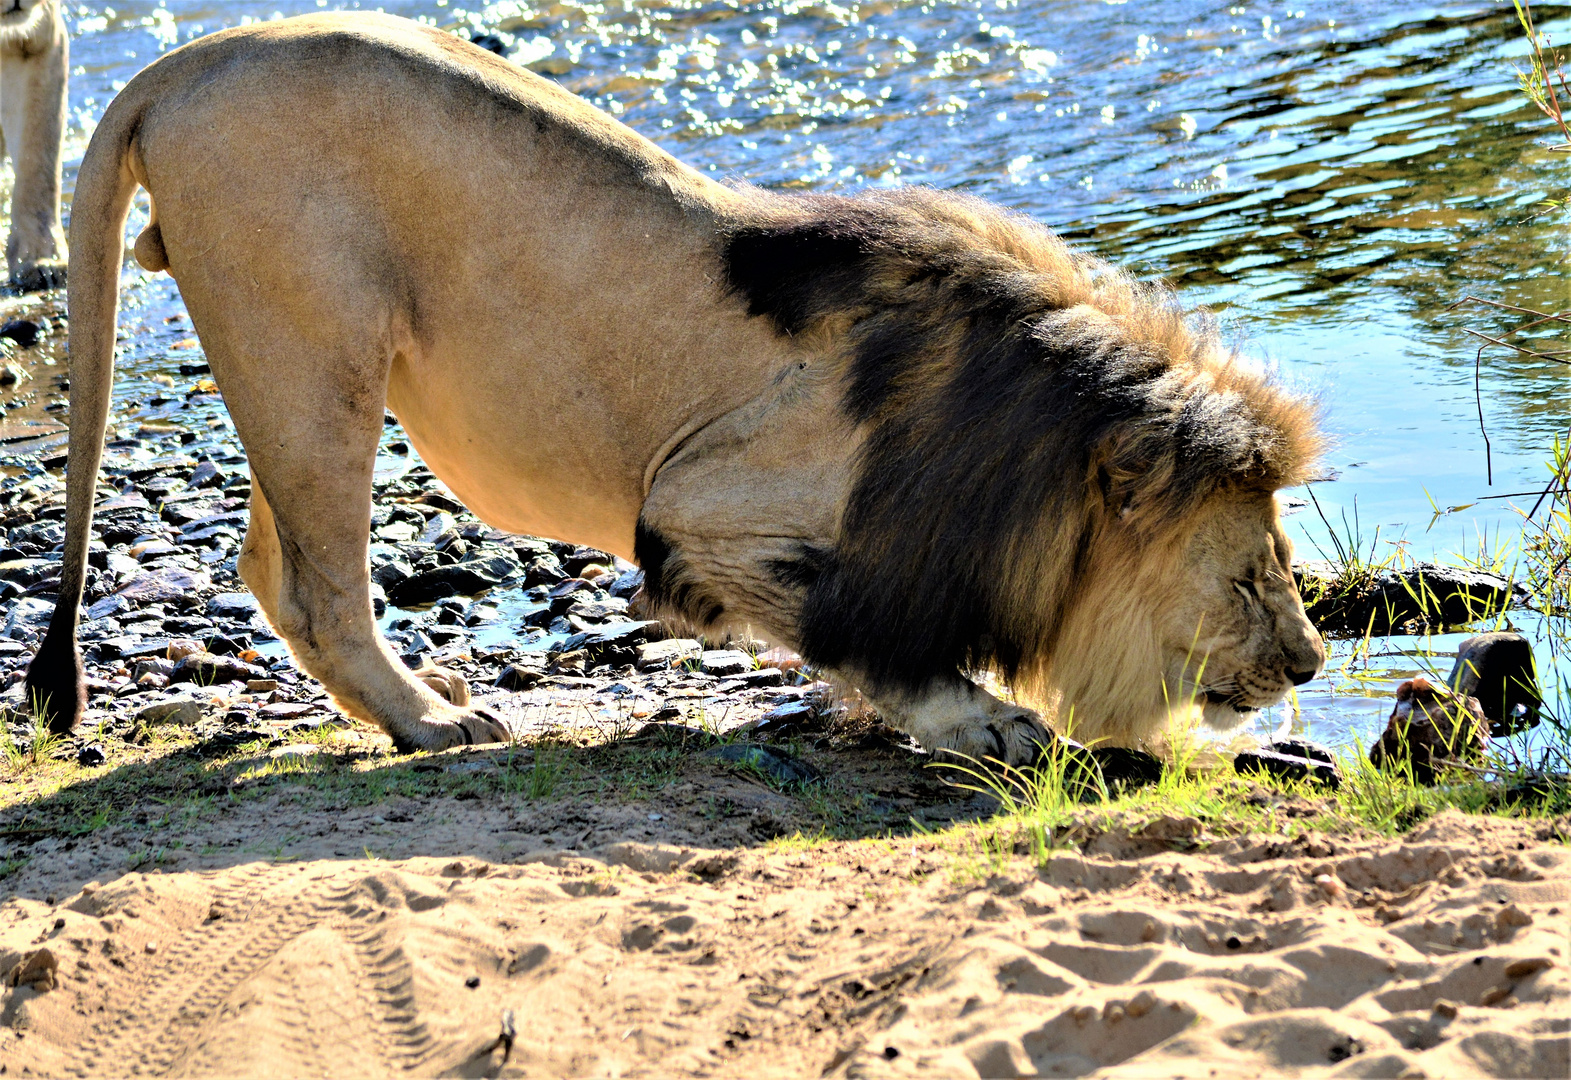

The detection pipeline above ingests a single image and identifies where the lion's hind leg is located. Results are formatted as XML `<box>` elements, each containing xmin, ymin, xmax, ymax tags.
<box><xmin>208</xmin><ymin>335</ymin><xmax>506</xmax><ymax>752</ymax></box>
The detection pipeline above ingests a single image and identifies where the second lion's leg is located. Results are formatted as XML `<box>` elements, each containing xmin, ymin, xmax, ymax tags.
<box><xmin>212</xmin><ymin>335</ymin><xmax>506</xmax><ymax>752</ymax></box>
<box><xmin>0</xmin><ymin>13</ymin><xmax>67</xmax><ymax>290</ymax></box>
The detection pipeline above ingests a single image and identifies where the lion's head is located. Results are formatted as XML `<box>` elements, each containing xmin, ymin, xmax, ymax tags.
<box><xmin>716</xmin><ymin>186</ymin><xmax>1325</xmax><ymax>747</ymax></box>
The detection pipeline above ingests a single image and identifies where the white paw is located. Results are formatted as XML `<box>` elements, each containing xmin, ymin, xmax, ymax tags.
<box><xmin>390</xmin><ymin>706</ymin><xmax>509</xmax><ymax>753</ymax></box>
<box><xmin>927</xmin><ymin>707</ymin><xmax>1053</xmax><ymax>766</ymax></box>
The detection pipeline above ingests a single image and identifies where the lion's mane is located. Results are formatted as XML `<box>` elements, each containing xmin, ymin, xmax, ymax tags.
<box><xmin>717</xmin><ymin>187</ymin><xmax>1321</xmax><ymax>730</ymax></box>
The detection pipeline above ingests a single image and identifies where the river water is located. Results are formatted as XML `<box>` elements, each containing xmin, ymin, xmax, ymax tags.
<box><xmin>9</xmin><ymin>0</ymin><xmax>1571</xmax><ymax>756</ymax></box>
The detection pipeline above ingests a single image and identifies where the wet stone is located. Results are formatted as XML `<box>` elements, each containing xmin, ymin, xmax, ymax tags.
<box><xmin>1369</xmin><ymin>676</ymin><xmax>1488</xmax><ymax>786</ymax></box>
<box><xmin>1446</xmin><ymin>632</ymin><xmax>1541</xmax><ymax>736</ymax></box>
<box><xmin>1234</xmin><ymin>741</ymin><xmax>1342</xmax><ymax>790</ymax></box>
<box><xmin>188</xmin><ymin>461</ymin><xmax>225</xmax><ymax>488</ymax></box>
<box><xmin>0</xmin><ymin>319</ymin><xmax>42</xmax><ymax>349</ymax></box>
<box><xmin>386</xmin><ymin>563</ymin><xmax>504</xmax><ymax>606</ymax></box>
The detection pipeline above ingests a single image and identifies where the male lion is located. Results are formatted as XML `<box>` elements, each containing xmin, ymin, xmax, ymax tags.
<box><xmin>0</xmin><ymin>0</ymin><xmax>67</xmax><ymax>289</ymax></box>
<box><xmin>26</xmin><ymin>13</ymin><xmax>1325</xmax><ymax>761</ymax></box>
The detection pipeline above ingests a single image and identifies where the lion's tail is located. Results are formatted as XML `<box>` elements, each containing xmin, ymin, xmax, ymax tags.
<box><xmin>23</xmin><ymin>91</ymin><xmax>147</xmax><ymax>733</ymax></box>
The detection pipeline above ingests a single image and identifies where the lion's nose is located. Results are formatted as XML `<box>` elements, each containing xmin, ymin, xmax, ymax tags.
<box><xmin>1287</xmin><ymin>667</ymin><xmax>1317</xmax><ymax>687</ymax></box>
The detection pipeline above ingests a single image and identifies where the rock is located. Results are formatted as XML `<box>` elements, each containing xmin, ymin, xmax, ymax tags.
<box><xmin>3</xmin><ymin>597</ymin><xmax>53</xmax><ymax>638</ymax></box>
<box><xmin>749</xmin><ymin>700</ymin><xmax>822</xmax><ymax>738</ymax></box>
<box><xmin>0</xmin><ymin>319</ymin><xmax>42</xmax><ymax>349</ymax></box>
<box><xmin>77</xmin><ymin>743</ymin><xmax>107</xmax><ymax>768</ymax></box>
<box><xmin>86</xmin><ymin>594</ymin><xmax>132</xmax><ymax>620</ymax></box>
<box><xmin>1091</xmin><ymin>746</ymin><xmax>1164</xmax><ymax>791</ymax></box>
<box><xmin>1446</xmin><ymin>632</ymin><xmax>1541</xmax><ymax>736</ymax></box>
<box><xmin>1234</xmin><ymin>739</ymin><xmax>1342</xmax><ymax>790</ymax></box>
<box><xmin>188</xmin><ymin>461</ymin><xmax>225</xmax><ymax>488</ymax></box>
<box><xmin>370</xmin><ymin>559</ymin><xmax>413</xmax><ymax>590</ymax></box>
<box><xmin>607</xmin><ymin>568</ymin><xmax>644</xmax><ymax>600</ymax></box>
<box><xmin>635</xmin><ymin>638</ymin><xmax>702</xmax><ymax>671</ymax></box>
<box><xmin>0</xmin><ymin>558</ymin><xmax>52</xmax><ymax>585</ymax></box>
<box><xmin>0</xmin><ymin>362</ymin><xmax>26</xmax><ymax>387</ymax></box>
<box><xmin>494</xmin><ymin>664</ymin><xmax>544</xmax><ymax>691</ymax></box>
<box><xmin>570</xmin><ymin>621</ymin><xmax>659</xmax><ymax>667</ymax></box>
<box><xmin>1369</xmin><ymin>676</ymin><xmax>1488</xmax><ymax>785</ymax></box>
<box><xmin>700</xmin><ymin>650</ymin><xmax>754</xmax><ymax>677</ymax></box>
<box><xmin>170</xmin><ymin>651</ymin><xmax>267</xmax><ymax>686</ymax></box>
<box><xmin>6</xmin><ymin>947</ymin><xmax>56</xmax><ymax>992</ymax></box>
<box><xmin>706</xmin><ymin>744</ymin><xmax>821</xmax><ymax>786</ymax></box>
<box><xmin>736</xmin><ymin>667</ymin><xmax>785</xmax><ymax>688</ymax></box>
<box><xmin>562</xmin><ymin>546</ymin><xmax>614</xmax><ymax>576</ymax></box>
<box><xmin>1296</xmin><ymin>562</ymin><xmax>1519</xmax><ymax>636</ymax></box>
<box><xmin>136</xmin><ymin>697</ymin><xmax>205</xmax><ymax>725</ymax></box>
<box><xmin>386</xmin><ymin>563</ymin><xmax>503</xmax><ymax>606</ymax></box>
<box><xmin>258</xmin><ymin>702</ymin><xmax>318</xmax><ymax>721</ymax></box>
<box><xmin>116</xmin><ymin>567</ymin><xmax>210</xmax><ymax>606</ymax></box>
<box><xmin>520</xmin><ymin>554</ymin><xmax>566</xmax><ymax>586</ymax></box>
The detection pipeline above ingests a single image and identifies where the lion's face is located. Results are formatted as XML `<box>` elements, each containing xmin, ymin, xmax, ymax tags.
<box><xmin>1159</xmin><ymin>494</ymin><xmax>1325</xmax><ymax>729</ymax></box>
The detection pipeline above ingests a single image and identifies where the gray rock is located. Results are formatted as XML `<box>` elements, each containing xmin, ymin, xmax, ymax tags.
<box><xmin>706</xmin><ymin>744</ymin><xmax>821</xmax><ymax>786</ymax></box>
<box><xmin>136</xmin><ymin>696</ymin><xmax>205</xmax><ymax>725</ymax></box>
<box><xmin>3</xmin><ymin>597</ymin><xmax>53</xmax><ymax>638</ymax></box>
<box><xmin>206</xmin><ymin>592</ymin><xmax>259</xmax><ymax>620</ymax></box>
<box><xmin>86</xmin><ymin>594</ymin><xmax>131</xmax><ymax>620</ymax></box>
<box><xmin>188</xmin><ymin>461</ymin><xmax>225</xmax><ymax>488</ymax></box>
<box><xmin>494</xmin><ymin>664</ymin><xmax>543</xmax><ymax>691</ymax></box>
<box><xmin>116</xmin><ymin>567</ymin><xmax>210</xmax><ymax>606</ymax></box>
<box><xmin>700</xmin><ymin>650</ymin><xmax>754</xmax><ymax>677</ymax></box>
<box><xmin>635</xmin><ymin>638</ymin><xmax>701</xmax><ymax>671</ymax></box>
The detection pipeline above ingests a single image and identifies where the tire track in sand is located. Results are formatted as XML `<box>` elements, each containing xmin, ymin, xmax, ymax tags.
<box><xmin>68</xmin><ymin>863</ymin><xmax>430</xmax><ymax>1078</ymax></box>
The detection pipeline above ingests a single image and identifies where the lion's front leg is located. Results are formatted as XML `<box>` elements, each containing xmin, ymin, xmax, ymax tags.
<box><xmin>0</xmin><ymin>3</ymin><xmax>68</xmax><ymax>291</ymax></box>
<box><xmin>860</xmin><ymin>675</ymin><xmax>1053</xmax><ymax>766</ymax></box>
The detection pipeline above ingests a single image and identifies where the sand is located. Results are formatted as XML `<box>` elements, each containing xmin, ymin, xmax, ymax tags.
<box><xmin>0</xmin><ymin>803</ymin><xmax>1565</xmax><ymax>1079</ymax></box>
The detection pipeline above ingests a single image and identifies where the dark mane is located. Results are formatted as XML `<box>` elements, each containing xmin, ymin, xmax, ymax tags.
<box><xmin>719</xmin><ymin>187</ymin><xmax>1320</xmax><ymax>694</ymax></box>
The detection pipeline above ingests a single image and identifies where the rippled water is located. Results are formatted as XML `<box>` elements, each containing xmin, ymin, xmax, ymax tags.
<box><xmin>11</xmin><ymin>0</ymin><xmax>1571</xmax><ymax>753</ymax></box>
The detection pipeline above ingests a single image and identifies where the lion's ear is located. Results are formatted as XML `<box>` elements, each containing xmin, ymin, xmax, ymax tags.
<box><xmin>1091</xmin><ymin>423</ymin><xmax>1169</xmax><ymax>523</ymax></box>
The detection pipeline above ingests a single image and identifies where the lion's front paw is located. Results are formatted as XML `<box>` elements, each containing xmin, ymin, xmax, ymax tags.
<box><xmin>9</xmin><ymin>256</ymin><xmax>66</xmax><ymax>292</ymax></box>
<box><xmin>390</xmin><ymin>706</ymin><xmax>510</xmax><ymax>753</ymax></box>
<box><xmin>930</xmin><ymin>707</ymin><xmax>1053</xmax><ymax>767</ymax></box>
<box><xmin>412</xmin><ymin>664</ymin><xmax>471</xmax><ymax>707</ymax></box>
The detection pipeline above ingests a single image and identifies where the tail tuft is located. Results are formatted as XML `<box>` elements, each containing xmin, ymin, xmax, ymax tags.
<box><xmin>22</xmin><ymin>624</ymin><xmax>86</xmax><ymax>733</ymax></box>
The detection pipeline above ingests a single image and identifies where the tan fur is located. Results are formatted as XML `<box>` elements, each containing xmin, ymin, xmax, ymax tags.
<box><xmin>30</xmin><ymin>12</ymin><xmax>1324</xmax><ymax>760</ymax></box>
<box><xmin>0</xmin><ymin>0</ymin><xmax>67</xmax><ymax>289</ymax></box>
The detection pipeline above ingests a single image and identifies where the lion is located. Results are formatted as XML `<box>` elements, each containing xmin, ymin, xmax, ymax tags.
<box><xmin>25</xmin><ymin>12</ymin><xmax>1325</xmax><ymax>762</ymax></box>
<box><xmin>0</xmin><ymin>0</ymin><xmax>67</xmax><ymax>289</ymax></box>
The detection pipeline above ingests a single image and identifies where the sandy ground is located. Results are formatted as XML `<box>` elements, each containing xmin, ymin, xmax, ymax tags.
<box><xmin>0</xmin><ymin>791</ymin><xmax>1565</xmax><ymax>1079</ymax></box>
